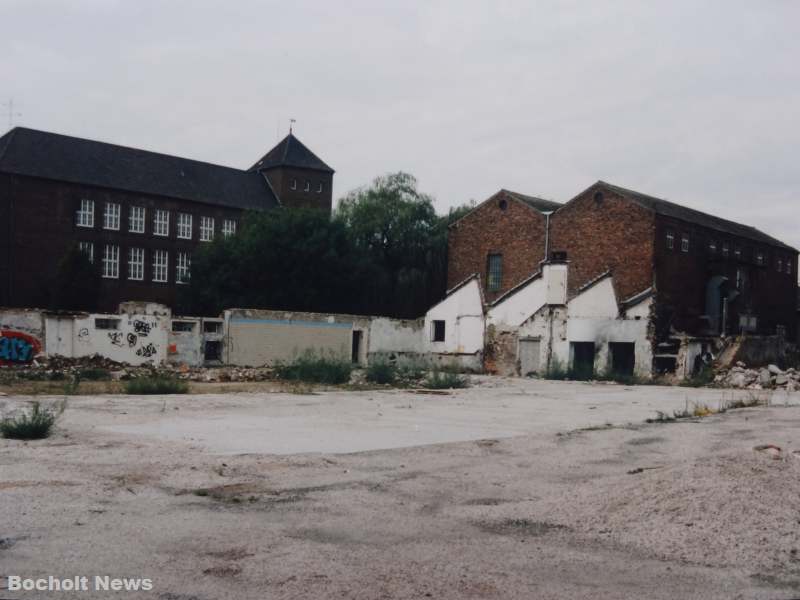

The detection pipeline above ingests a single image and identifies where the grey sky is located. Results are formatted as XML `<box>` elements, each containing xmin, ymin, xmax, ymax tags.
<box><xmin>2</xmin><ymin>1</ymin><xmax>799</xmax><ymax>250</ymax></box>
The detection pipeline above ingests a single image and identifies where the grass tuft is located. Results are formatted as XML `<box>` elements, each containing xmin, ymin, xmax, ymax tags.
<box><xmin>1</xmin><ymin>400</ymin><xmax>66</xmax><ymax>440</ymax></box>
<box><xmin>423</xmin><ymin>369</ymin><xmax>469</xmax><ymax>389</ymax></box>
<box><xmin>365</xmin><ymin>360</ymin><xmax>397</xmax><ymax>385</ymax></box>
<box><xmin>124</xmin><ymin>376</ymin><xmax>189</xmax><ymax>395</ymax></box>
<box><xmin>275</xmin><ymin>350</ymin><xmax>353</xmax><ymax>385</ymax></box>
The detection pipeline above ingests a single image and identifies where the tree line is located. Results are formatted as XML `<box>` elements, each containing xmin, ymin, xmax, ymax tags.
<box><xmin>180</xmin><ymin>172</ymin><xmax>472</xmax><ymax>318</ymax></box>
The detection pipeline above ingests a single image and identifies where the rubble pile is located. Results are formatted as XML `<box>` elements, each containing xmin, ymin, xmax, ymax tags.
<box><xmin>1</xmin><ymin>354</ymin><xmax>277</xmax><ymax>383</ymax></box>
<box><xmin>715</xmin><ymin>361</ymin><xmax>799</xmax><ymax>390</ymax></box>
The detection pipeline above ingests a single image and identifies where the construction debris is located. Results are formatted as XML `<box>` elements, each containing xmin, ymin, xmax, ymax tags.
<box><xmin>0</xmin><ymin>354</ymin><xmax>277</xmax><ymax>383</ymax></box>
<box><xmin>715</xmin><ymin>361</ymin><xmax>799</xmax><ymax>390</ymax></box>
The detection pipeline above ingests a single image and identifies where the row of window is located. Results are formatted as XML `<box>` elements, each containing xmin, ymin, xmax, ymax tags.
<box><xmin>76</xmin><ymin>200</ymin><xmax>236</xmax><ymax>241</ymax></box>
<box><xmin>665</xmin><ymin>231</ymin><xmax>793</xmax><ymax>275</ymax></box>
<box><xmin>80</xmin><ymin>242</ymin><xmax>190</xmax><ymax>284</ymax></box>
<box><xmin>290</xmin><ymin>179</ymin><xmax>324</xmax><ymax>193</ymax></box>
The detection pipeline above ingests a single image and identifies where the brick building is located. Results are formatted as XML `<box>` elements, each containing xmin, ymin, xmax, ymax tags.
<box><xmin>447</xmin><ymin>189</ymin><xmax>560</xmax><ymax>303</ymax></box>
<box><xmin>0</xmin><ymin>127</ymin><xmax>334</xmax><ymax>311</ymax></box>
<box><xmin>448</xmin><ymin>180</ymin><xmax>798</xmax><ymax>341</ymax></box>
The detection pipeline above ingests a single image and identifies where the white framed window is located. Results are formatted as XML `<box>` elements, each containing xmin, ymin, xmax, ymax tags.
<box><xmin>76</xmin><ymin>199</ymin><xmax>94</xmax><ymax>228</ymax></box>
<box><xmin>103</xmin><ymin>202</ymin><xmax>121</xmax><ymax>230</ymax></box>
<box><xmin>665</xmin><ymin>231</ymin><xmax>674</xmax><ymax>250</ymax></box>
<box><xmin>680</xmin><ymin>235</ymin><xmax>689</xmax><ymax>253</ymax></box>
<box><xmin>708</xmin><ymin>240</ymin><xmax>716</xmax><ymax>253</ymax></box>
<box><xmin>722</xmin><ymin>243</ymin><xmax>730</xmax><ymax>257</ymax></box>
<box><xmin>153</xmin><ymin>209</ymin><xmax>169</xmax><ymax>237</ymax></box>
<box><xmin>102</xmin><ymin>244</ymin><xmax>119</xmax><ymax>279</ymax></box>
<box><xmin>222</xmin><ymin>219</ymin><xmax>236</xmax><ymax>237</ymax></box>
<box><xmin>317</xmin><ymin>182</ymin><xmax>323</xmax><ymax>193</ymax></box>
<box><xmin>176</xmin><ymin>252</ymin><xmax>191</xmax><ymax>284</ymax></box>
<box><xmin>777</xmin><ymin>258</ymin><xmax>783</xmax><ymax>272</ymax></box>
<box><xmin>304</xmin><ymin>180</ymin><xmax>310</xmax><ymax>192</ymax></box>
<box><xmin>129</xmin><ymin>206</ymin><xmax>145</xmax><ymax>233</ymax></box>
<box><xmin>152</xmin><ymin>250</ymin><xmax>168</xmax><ymax>283</ymax></box>
<box><xmin>756</xmin><ymin>251</ymin><xmax>765</xmax><ymax>266</ymax></box>
<box><xmin>734</xmin><ymin>246</ymin><xmax>742</xmax><ymax>259</ymax></box>
<box><xmin>290</xmin><ymin>179</ymin><xmax>297</xmax><ymax>190</ymax></box>
<box><xmin>788</xmin><ymin>261</ymin><xmax>793</xmax><ymax>275</ymax></box>
<box><xmin>128</xmin><ymin>247</ymin><xmax>144</xmax><ymax>280</ymax></box>
<box><xmin>177</xmin><ymin>213</ymin><xmax>192</xmax><ymax>239</ymax></box>
<box><xmin>200</xmin><ymin>216</ymin><xmax>215</xmax><ymax>242</ymax></box>
<box><xmin>78</xmin><ymin>241</ymin><xmax>94</xmax><ymax>263</ymax></box>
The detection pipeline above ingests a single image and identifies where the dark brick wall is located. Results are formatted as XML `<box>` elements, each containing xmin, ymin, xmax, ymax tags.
<box><xmin>447</xmin><ymin>190</ymin><xmax>548</xmax><ymax>302</ymax></box>
<box><xmin>654</xmin><ymin>215</ymin><xmax>798</xmax><ymax>339</ymax></box>
<box><xmin>0</xmin><ymin>174</ymin><xmax>246</xmax><ymax>311</ymax></box>
<box><xmin>263</xmin><ymin>167</ymin><xmax>333</xmax><ymax>213</ymax></box>
<box><xmin>550</xmin><ymin>185</ymin><xmax>656</xmax><ymax>303</ymax></box>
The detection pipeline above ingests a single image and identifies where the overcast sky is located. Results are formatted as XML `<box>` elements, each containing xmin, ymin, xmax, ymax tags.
<box><xmin>2</xmin><ymin>1</ymin><xmax>799</xmax><ymax>249</ymax></box>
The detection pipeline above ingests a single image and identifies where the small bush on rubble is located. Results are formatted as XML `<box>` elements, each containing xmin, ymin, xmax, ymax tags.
<box><xmin>423</xmin><ymin>369</ymin><xmax>469</xmax><ymax>389</ymax></box>
<box><xmin>124</xmin><ymin>376</ymin><xmax>189</xmax><ymax>395</ymax></box>
<box><xmin>1</xmin><ymin>400</ymin><xmax>66</xmax><ymax>440</ymax></box>
<box><xmin>275</xmin><ymin>350</ymin><xmax>353</xmax><ymax>385</ymax></box>
<box><xmin>366</xmin><ymin>360</ymin><xmax>397</xmax><ymax>385</ymax></box>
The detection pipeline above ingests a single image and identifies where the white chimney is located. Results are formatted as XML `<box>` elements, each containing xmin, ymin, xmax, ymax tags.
<box><xmin>543</xmin><ymin>261</ymin><xmax>567</xmax><ymax>305</ymax></box>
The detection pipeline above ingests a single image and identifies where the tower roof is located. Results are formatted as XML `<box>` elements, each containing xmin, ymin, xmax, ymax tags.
<box><xmin>249</xmin><ymin>133</ymin><xmax>334</xmax><ymax>173</ymax></box>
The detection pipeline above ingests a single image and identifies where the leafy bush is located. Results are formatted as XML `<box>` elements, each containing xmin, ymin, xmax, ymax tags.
<box><xmin>366</xmin><ymin>360</ymin><xmax>397</xmax><ymax>384</ymax></box>
<box><xmin>423</xmin><ymin>369</ymin><xmax>469</xmax><ymax>389</ymax></box>
<box><xmin>275</xmin><ymin>350</ymin><xmax>353</xmax><ymax>385</ymax></box>
<box><xmin>124</xmin><ymin>376</ymin><xmax>189</xmax><ymax>395</ymax></box>
<box><xmin>1</xmin><ymin>400</ymin><xmax>65</xmax><ymax>440</ymax></box>
<box><xmin>397</xmin><ymin>360</ymin><xmax>427</xmax><ymax>381</ymax></box>
<box><xmin>543</xmin><ymin>357</ymin><xmax>594</xmax><ymax>381</ymax></box>
<box><xmin>680</xmin><ymin>366</ymin><xmax>716</xmax><ymax>388</ymax></box>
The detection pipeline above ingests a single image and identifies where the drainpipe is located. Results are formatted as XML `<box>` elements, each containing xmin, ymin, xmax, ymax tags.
<box><xmin>543</xmin><ymin>211</ymin><xmax>552</xmax><ymax>263</ymax></box>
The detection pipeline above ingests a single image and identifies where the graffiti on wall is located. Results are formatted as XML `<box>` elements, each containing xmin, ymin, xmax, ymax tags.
<box><xmin>0</xmin><ymin>330</ymin><xmax>41</xmax><ymax>364</ymax></box>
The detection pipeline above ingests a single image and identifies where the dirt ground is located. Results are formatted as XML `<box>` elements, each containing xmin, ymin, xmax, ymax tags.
<box><xmin>1</xmin><ymin>379</ymin><xmax>799</xmax><ymax>599</ymax></box>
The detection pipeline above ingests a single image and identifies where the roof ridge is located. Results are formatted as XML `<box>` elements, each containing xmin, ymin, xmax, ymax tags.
<box><xmin>6</xmin><ymin>126</ymin><xmax>249</xmax><ymax>174</ymax></box>
<box><xmin>0</xmin><ymin>127</ymin><xmax>17</xmax><ymax>164</ymax></box>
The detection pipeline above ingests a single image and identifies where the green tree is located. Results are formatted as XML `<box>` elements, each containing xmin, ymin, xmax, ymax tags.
<box><xmin>51</xmin><ymin>244</ymin><xmax>101</xmax><ymax>311</ymax></box>
<box><xmin>178</xmin><ymin>208</ymin><xmax>368</xmax><ymax>316</ymax></box>
<box><xmin>335</xmin><ymin>172</ymin><xmax>448</xmax><ymax>317</ymax></box>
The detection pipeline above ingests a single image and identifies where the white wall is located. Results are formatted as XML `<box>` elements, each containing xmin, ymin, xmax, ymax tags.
<box><xmin>368</xmin><ymin>317</ymin><xmax>424</xmax><ymax>354</ymax></box>
<box><xmin>487</xmin><ymin>275</ymin><xmax>547</xmax><ymax>329</ymax></box>
<box><xmin>568</xmin><ymin>277</ymin><xmax>618</xmax><ymax>318</ymax></box>
<box><xmin>424</xmin><ymin>278</ymin><xmax>484</xmax><ymax>354</ymax></box>
<box><xmin>46</xmin><ymin>313</ymin><xmax>169</xmax><ymax>366</ymax></box>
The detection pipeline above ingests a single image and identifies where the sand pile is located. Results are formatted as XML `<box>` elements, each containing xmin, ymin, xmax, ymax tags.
<box><xmin>563</xmin><ymin>448</ymin><xmax>800</xmax><ymax>575</ymax></box>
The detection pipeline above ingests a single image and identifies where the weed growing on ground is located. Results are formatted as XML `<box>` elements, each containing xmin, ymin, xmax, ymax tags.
<box><xmin>423</xmin><ymin>369</ymin><xmax>469</xmax><ymax>389</ymax></box>
<box><xmin>680</xmin><ymin>366</ymin><xmax>716</xmax><ymax>388</ymax></box>
<box><xmin>275</xmin><ymin>350</ymin><xmax>352</xmax><ymax>385</ymax></box>
<box><xmin>0</xmin><ymin>400</ymin><xmax>66</xmax><ymax>439</ymax></box>
<box><xmin>124</xmin><ymin>376</ymin><xmax>189</xmax><ymax>395</ymax></box>
<box><xmin>77</xmin><ymin>367</ymin><xmax>111</xmax><ymax>381</ymax></box>
<box><xmin>62</xmin><ymin>373</ymin><xmax>81</xmax><ymax>395</ymax></box>
<box><xmin>365</xmin><ymin>360</ymin><xmax>397</xmax><ymax>385</ymax></box>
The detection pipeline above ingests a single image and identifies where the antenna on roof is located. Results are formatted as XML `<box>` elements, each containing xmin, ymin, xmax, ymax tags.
<box><xmin>1</xmin><ymin>98</ymin><xmax>21</xmax><ymax>130</ymax></box>
<box><xmin>289</xmin><ymin>118</ymin><xmax>296</xmax><ymax>135</ymax></box>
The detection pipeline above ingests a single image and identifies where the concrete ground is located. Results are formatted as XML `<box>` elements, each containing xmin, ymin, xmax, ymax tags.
<box><xmin>1</xmin><ymin>378</ymin><xmax>799</xmax><ymax>599</ymax></box>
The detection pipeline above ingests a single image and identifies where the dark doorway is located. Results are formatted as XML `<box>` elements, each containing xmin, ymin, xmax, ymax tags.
<box><xmin>351</xmin><ymin>330</ymin><xmax>363</xmax><ymax>364</ymax></box>
<box><xmin>570</xmin><ymin>342</ymin><xmax>595</xmax><ymax>379</ymax></box>
<box><xmin>609</xmin><ymin>342</ymin><xmax>635</xmax><ymax>376</ymax></box>
<box><xmin>204</xmin><ymin>340</ymin><xmax>222</xmax><ymax>362</ymax></box>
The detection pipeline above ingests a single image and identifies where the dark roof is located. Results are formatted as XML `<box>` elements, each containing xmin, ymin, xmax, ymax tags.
<box><xmin>596</xmin><ymin>181</ymin><xmax>796</xmax><ymax>252</ymax></box>
<box><xmin>249</xmin><ymin>133</ymin><xmax>334</xmax><ymax>173</ymax></box>
<box><xmin>502</xmin><ymin>189</ymin><xmax>561</xmax><ymax>213</ymax></box>
<box><xmin>0</xmin><ymin>127</ymin><xmax>279</xmax><ymax>210</ymax></box>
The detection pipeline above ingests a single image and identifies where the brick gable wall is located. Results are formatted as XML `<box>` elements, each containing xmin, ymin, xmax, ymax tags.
<box><xmin>447</xmin><ymin>191</ymin><xmax>548</xmax><ymax>302</ymax></box>
<box><xmin>549</xmin><ymin>185</ymin><xmax>656</xmax><ymax>303</ymax></box>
